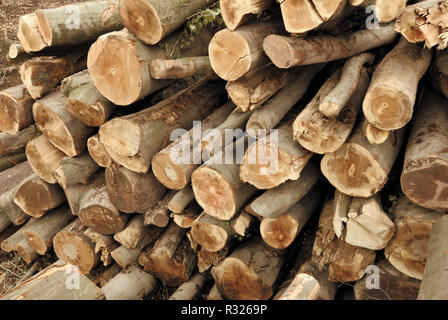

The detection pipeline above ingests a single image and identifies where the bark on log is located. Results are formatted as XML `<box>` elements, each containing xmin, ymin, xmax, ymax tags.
<box><xmin>33</xmin><ymin>91</ymin><xmax>95</xmax><ymax>157</ymax></box>
<box><xmin>138</xmin><ymin>223</ymin><xmax>197</xmax><ymax>286</ymax></box>
<box><xmin>169</xmin><ymin>272</ymin><xmax>208</xmax><ymax>300</ymax></box>
<box><xmin>0</xmin><ymin>161</ymin><xmax>34</xmax><ymax>202</ymax></box>
<box><xmin>54</xmin><ymin>154</ymin><xmax>100</xmax><ymax>189</ymax></box>
<box><xmin>0</xmin><ymin>152</ymin><xmax>27</xmax><ymax>172</ymax></box>
<box><xmin>0</xmin><ymin>184</ymin><xmax>30</xmax><ymax>226</ymax></box>
<box><xmin>220</xmin><ymin>0</ymin><xmax>272</xmax><ymax>30</ymax></box>
<box><xmin>209</xmin><ymin>21</ymin><xmax>284</xmax><ymax>81</ymax></box>
<box><xmin>61</xmin><ymin>70</ymin><xmax>115</xmax><ymax>127</ymax></box>
<box><xmin>63</xmin><ymin>171</ymin><xmax>104</xmax><ymax>216</ymax></box>
<box><xmin>105</xmin><ymin>163</ymin><xmax>167</xmax><ymax>214</ymax></box>
<box><xmin>0</xmin><ymin>125</ymin><xmax>40</xmax><ymax>157</ymax></box>
<box><xmin>23</xmin><ymin>205</ymin><xmax>75</xmax><ymax>255</ymax></box>
<box><xmin>0</xmin><ymin>212</ymin><xmax>11</xmax><ymax>235</ymax></box>
<box><xmin>385</xmin><ymin>196</ymin><xmax>443</xmax><ymax>280</ymax></box>
<box><xmin>16</xmin><ymin>239</ymin><xmax>38</xmax><ymax>264</ymax></box>
<box><xmin>245</xmin><ymin>162</ymin><xmax>320</xmax><ymax>219</ymax></box>
<box><xmin>144</xmin><ymin>191</ymin><xmax>176</xmax><ymax>228</ymax></box>
<box><xmin>87</xmin><ymin>134</ymin><xmax>112</xmax><ymax>168</ymax></box>
<box><xmin>113</xmin><ymin>215</ymin><xmax>145</xmax><ymax>249</ymax></box>
<box><xmin>150</xmin><ymin>57</ymin><xmax>212</xmax><ymax>80</ymax></box>
<box><xmin>1</xmin><ymin>221</ymin><xmax>33</xmax><ymax>253</ymax></box>
<box><xmin>53</xmin><ymin>218</ymin><xmax>99</xmax><ymax>274</ymax></box>
<box><xmin>418</xmin><ymin>215</ymin><xmax>448</xmax><ymax>299</ymax></box>
<box><xmin>212</xmin><ymin>236</ymin><xmax>284</xmax><ymax>300</ymax></box>
<box><xmin>429</xmin><ymin>49</ymin><xmax>448</xmax><ymax>98</ymax></box>
<box><xmin>363</xmin><ymin>38</ymin><xmax>432</xmax><ymax>131</ymax></box>
<box><xmin>99</xmin><ymin>77</ymin><xmax>226</xmax><ymax>173</ymax></box>
<box><xmin>101</xmin><ymin>264</ymin><xmax>159</xmax><ymax>300</ymax></box>
<box><xmin>20</xmin><ymin>54</ymin><xmax>87</xmax><ymax>99</ymax></box>
<box><xmin>0</xmin><ymin>85</ymin><xmax>34</xmax><ymax>134</ymax></box>
<box><xmin>321</xmin><ymin>118</ymin><xmax>405</xmax><ymax>198</ymax></box>
<box><xmin>167</xmin><ymin>187</ymin><xmax>195</xmax><ymax>214</ymax></box>
<box><xmin>263</xmin><ymin>24</ymin><xmax>397</xmax><ymax>69</ymax></box>
<box><xmin>197</xmin><ymin>242</ymin><xmax>231</xmax><ymax>273</ymax></box>
<box><xmin>0</xmin><ymin>260</ymin><xmax>104</xmax><ymax>300</ymax></box>
<box><xmin>401</xmin><ymin>89</ymin><xmax>448</xmax><ymax>211</ymax></box>
<box><xmin>94</xmin><ymin>263</ymin><xmax>121</xmax><ymax>287</ymax></box>
<box><xmin>17</xmin><ymin>13</ymin><xmax>48</xmax><ymax>53</ymax></box>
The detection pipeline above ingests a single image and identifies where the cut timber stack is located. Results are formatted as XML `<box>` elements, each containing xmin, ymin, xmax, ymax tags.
<box><xmin>0</xmin><ymin>0</ymin><xmax>447</xmax><ymax>302</ymax></box>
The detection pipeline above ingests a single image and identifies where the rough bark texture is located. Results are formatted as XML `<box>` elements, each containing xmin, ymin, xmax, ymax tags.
<box><xmin>0</xmin><ymin>125</ymin><xmax>40</xmax><ymax>157</ymax></box>
<box><xmin>0</xmin><ymin>85</ymin><xmax>34</xmax><ymax>134</ymax></box>
<box><xmin>429</xmin><ymin>49</ymin><xmax>448</xmax><ymax>98</ymax></box>
<box><xmin>54</xmin><ymin>153</ymin><xmax>100</xmax><ymax>189</ymax></box>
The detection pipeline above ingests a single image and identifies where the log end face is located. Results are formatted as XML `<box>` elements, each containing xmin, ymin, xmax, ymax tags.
<box><xmin>191</xmin><ymin>220</ymin><xmax>228</xmax><ymax>252</ymax></box>
<box><xmin>23</xmin><ymin>230</ymin><xmax>47</xmax><ymax>255</ymax></box>
<box><xmin>25</xmin><ymin>139</ymin><xmax>59</xmax><ymax>184</ymax></box>
<box><xmin>14</xmin><ymin>177</ymin><xmax>54</xmax><ymax>217</ymax></box>
<box><xmin>65</xmin><ymin>99</ymin><xmax>107</xmax><ymax>127</ymax></box>
<box><xmin>0</xmin><ymin>90</ymin><xmax>32</xmax><ymax>134</ymax></box>
<box><xmin>99</xmin><ymin>118</ymin><xmax>141</xmax><ymax>157</ymax></box>
<box><xmin>151</xmin><ymin>153</ymin><xmax>187</xmax><ymax>190</ymax></box>
<box><xmin>79</xmin><ymin>205</ymin><xmax>127</xmax><ymax>235</ymax></box>
<box><xmin>53</xmin><ymin>232</ymin><xmax>97</xmax><ymax>274</ymax></box>
<box><xmin>260</xmin><ymin>215</ymin><xmax>298</xmax><ymax>250</ymax></box>
<box><xmin>279</xmin><ymin>0</ymin><xmax>323</xmax><ymax>34</ymax></box>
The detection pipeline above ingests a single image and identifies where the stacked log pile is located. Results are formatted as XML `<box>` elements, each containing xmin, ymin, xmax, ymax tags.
<box><xmin>0</xmin><ymin>0</ymin><xmax>447</xmax><ymax>301</ymax></box>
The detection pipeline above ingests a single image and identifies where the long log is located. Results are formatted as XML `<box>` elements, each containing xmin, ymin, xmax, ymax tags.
<box><xmin>385</xmin><ymin>196</ymin><xmax>443</xmax><ymax>280</ymax></box>
<box><xmin>87</xmin><ymin>134</ymin><xmax>112</xmax><ymax>168</ymax></box>
<box><xmin>263</xmin><ymin>24</ymin><xmax>397</xmax><ymax>69</ymax></box>
<box><xmin>0</xmin><ymin>125</ymin><xmax>40</xmax><ymax>157</ymax></box>
<box><xmin>113</xmin><ymin>215</ymin><xmax>145</xmax><ymax>249</ymax></box>
<box><xmin>220</xmin><ymin>0</ymin><xmax>272</xmax><ymax>30</ymax></box>
<box><xmin>363</xmin><ymin>38</ymin><xmax>432</xmax><ymax>131</ymax></box>
<box><xmin>150</xmin><ymin>57</ymin><xmax>212</xmax><ymax>80</ymax></box>
<box><xmin>33</xmin><ymin>91</ymin><xmax>95</xmax><ymax>157</ymax></box>
<box><xmin>401</xmin><ymin>89</ymin><xmax>448</xmax><ymax>211</ymax></box>
<box><xmin>167</xmin><ymin>187</ymin><xmax>195</xmax><ymax>214</ymax></box>
<box><xmin>0</xmin><ymin>85</ymin><xmax>34</xmax><ymax>134</ymax></box>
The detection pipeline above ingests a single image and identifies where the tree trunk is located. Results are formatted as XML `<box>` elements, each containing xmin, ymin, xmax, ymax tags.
<box><xmin>138</xmin><ymin>223</ymin><xmax>197</xmax><ymax>286</ymax></box>
<box><xmin>362</xmin><ymin>121</ymin><xmax>391</xmax><ymax>145</ymax></box>
<box><xmin>385</xmin><ymin>195</ymin><xmax>443</xmax><ymax>280</ymax></box>
<box><xmin>17</xmin><ymin>13</ymin><xmax>47</xmax><ymax>53</ymax></box>
<box><xmin>241</xmin><ymin>122</ymin><xmax>313</xmax><ymax>190</ymax></box>
<box><xmin>35</xmin><ymin>1</ymin><xmax>122</xmax><ymax>48</ymax></box>
<box><xmin>401</xmin><ymin>89</ymin><xmax>448</xmax><ymax>211</ymax></box>
<box><xmin>87</xmin><ymin>27</ymin><xmax>214</xmax><ymax>106</ymax></box>
<box><xmin>150</xmin><ymin>57</ymin><xmax>212</xmax><ymax>80</ymax></box>
<box><xmin>167</xmin><ymin>186</ymin><xmax>195</xmax><ymax>214</ymax></box>
<box><xmin>87</xmin><ymin>135</ymin><xmax>112</xmax><ymax>168</ymax></box>
<box><xmin>118</xmin><ymin>0</ymin><xmax>214</xmax><ymax>45</ymax></box>
<box><xmin>212</xmin><ymin>236</ymin><xmax>285</xmax><ymax>300</ymax></box>
<box><xmin>105</xmin><ymin>163</ymin><xmax>167</xmax><ymax>214</ymax></box>
<box><xmin>25</xmin><ymin>135</ymin><xmax>65</xmax><ymax>184</ymax></box>
<box><xmin>61</xmin><ymin>70</ymin><xmax>115</xmax><ymax>127</ymax></box>
<box><xmin>0</xmin><ymin>125</ymin><xmax>40</xmax><ymax>157</ymax></box>
<box><xmin>260</xmin><ymin>185</ymin><xmax>322</xmax><ymax>249</ymax></box>
<box><xmin>263</xmin><ymin>24</ymin><xmax>397</xmax><ymax>69</ymax></box>
<box><xmin>113</xmin><ymin>215</ymin><xmax>145</xmax><ymax>249</ymax></box>
<box><xmin>99</xmin><ymin>77</ymin><xmax>226</xmax><ymax>173</ymax></box>
<box><xmin>245</xmin><ymin>63</ymin><xmax>324</xmax><ymax>133</ymax></box>
<box><xmin>151</xmin><ymin>101</ymin><xmax>238</xmax><ymax>190</ymax></box>
<box><xmin>16</xmin><ymin>238</ymin><xmax>38</xmax><ymax>264</ymax></box>
<box><xmin>245</xmin><ymin>162</ymin><xmax>320</xmax><ymax>219</ymax></box>
<box><xmin>144</xmin><ymin>191</ymin><xmax>176</xmax><ymax>228</ymax></box>
<box><xmin>54</xmin><ymin>154</ymin><xmax>100</xmax><ymax>190</ymax></box>
<box><xmin>363</xmin><ymin>38</ymin><xmax>432</xmax><ymax>131</ymax></box>
<box><xmin>220</xmin><ymin>0</ymin><xmax>272</xmax><ymax>30</ymax></box>
<box><xmin>0</xmin><ymin>184</ymin><xmax>30</xmax><ymax>226</ymax></box>
<box><xmin>209</xmin><ymin>21</ymin><xmax>284</xmax><ymax>81</ymax></box>
<box><xmin>53</xmin><ymin>218</ymin><xmax>99</xmax><ymax>274</ymax></box>
<box><xmin>0</xmin><ymin>85</ymin><xmax>34</xmax><ymax>134</ymax></box>
<box><xmin>169</xmin><ymin>272</ymin><xmax>208</xmax><ymax>300</ymax></box>
<box><xmin>0</xmin><ymin>260</ymin><xmax>104</xmax><ymax>300</ymax></box>
<box><xmin>101</xmin><ymin>264</ymin><xmax>159</xmax><ymax>300</ymax></box>
<box><xmin>33</xmin><ymin>91</ymin><xmax>95</xmax><ymax>157</ymax></box>
<box><xmin>20</xmin><ymin>54</ymin><xmax>87</xmax><ymax>99</ymax></box>
<box><xmin>321</xmin><ymin>118</ymin><xmax>405</xmax><ymax>198</ymax></box>
<box><xmin>22</xmin><ymin>205</ymin><xmax>75</xmax><ymax>255</ymax></box>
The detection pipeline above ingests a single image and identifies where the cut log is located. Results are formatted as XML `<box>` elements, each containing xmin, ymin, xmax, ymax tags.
<box><xmin>20</xmin><ymin>54</ymin><xmax>87</xmax><ymax>99</ymax></box>
<box><xmin>105</xmin><ymin>163</ymin><xmax>167</xmax><ymax>214</ymax></box>
<box><xmin>84</xmin><ymin>228</ymin><xmax>119</xmax><ymax>267</ymax></box>
<box><xmin>0</xmin><ymin>184</ymin><xmax>30</xmax><ymax>226</ymax></box>
<box><xmin>230</xmin><ymin>210</ymin><xmax>255</xmax><ymax>237</ymax></box>
<box><xmin>53</xmin><ymin>218</ymin><xmax>99</xmax><ymax>274</ymax></box>
<box><xmin>362</xmin><ymin>121</ymin><xmax>391</xmax><ymax>145</ymax></box>
<box><xmin>354</xmin><ymin>259</ymin><xmax>420</xmax><ymax>300</ymax></box>
<box><xmin>113</xmin><ymin>215</ymin><xmax>145</xmax><ymax>249</ymax></box>
<box><xmin>101</xmin><ymin>264</ymin><xmax>159</xmax><ymax>300</ymax></box>
<box><xmin>0</xmin><ymin>260</ymin><xmax>104</xmax><ymax>300</ymax></box>
<box><xmin>87</xmin><ymin>27</ymin><xmax>214</xmax><ymax>106</ymax></box>
<box><xmin>0</xmin><ymin>125</ymin><xmax>40</xmax><ymax>157</ymax></box>
<box><xmin>418</xmin><ymin>215</ymin><xmax>448</xmax><ymax>299</ymax></box>
<box><xmin>209</xmin><ymin>21</ymin><xmax>284</xmax><ymax>81</ymax></box>
<box><xmin>151</xmin><ymin>101</ymin><xmax>239</xmax><ymax>190</ymax></box>
<box><xmin>16</xmin><ymin>239</ymin><xmax>38</xmax><ymax>265</ymax></box>
<box><xmin>35</xmin><ymin>1</ymin><xmax>122</xmax><ymax>48</ymax></box>
<box><xmin>167</xmin><ymin>187</ymin><xmax>195</xmax><ymax>214</ymax></box>
<box><xmin>395</xmin><ymin>0</ymin><xmax>448</xmax><ymax>50</ymax></box>
<box><xmin>17</xmin><ymin>13</ymin><xmax>48</xmax><ymax>53</ymax></box>
<box><xmin>0</xmin><ymin>85</ymin><xmax>34</xmax><ymax>134</ymax></box>
<box><xmin>245</xmin><ymin>162</ymin><xmax>320</xmax><ymax>219</ymax></box>
<box><xmin>144</xmin><ymin>191</ymin><xmax>176</xmax><ymax>228</ymax></box>
<box><xmin>220</xmin><ymin>0</ymin><xmax>272</xmax><ymax>30</ymax></box>
<box><xmin>169</xmin><ymin>272</ymin><xmax>208</xmax><ymax>300</ymax></box>
<box><xmin>87</xmin><ymin>135</ymin><xmax>112</xmax><ymax>168</ymax></box>
<box><xmin>363</xmin><ymin>38</ymin><xmax>432</xmax><ymax>131</ymax></box>
<box><xmin>25</xmin><ymin>135</ymin><xmax>65</xmax><ymax>184</ymax></box>
<box><xmin>429</xmin><ymin>49</ymin><xmax>448</xmax><ymax>98</ymax></box>
<box><xmin>312</xmin><ymin>199</ymin><xmax>376</xmax><ymax>282</ymax></box>
<box><xmin>321</xmin><ymin>118</ymin><xmax>405</xmax><ymax>197</ymax></box>
<box><xmin>99</xmin><ymin>77</ymin><xmax>226</xmax><ymax>173</ymax></box>
<box><xmin>241</xmin><ymin>122</ymin><xmax>313</xmax><ymax>190</ymax></box>
<box><xmin>1</xmin><ymin>221</ymin><xmax>33</xmax><ymax>253</ymax></box>
<box><xmin>172</xmin><ymin>203</ymin><xmax>201</xmax><ymax>228</ymax></box>
<box><xmin>197</xmin><ymin>242</ymin><xmax>231</xmax><ymax>273</ymax></box>
<box><xmin>61</xmin><ymin>70</ymin><xmax>115</xmax><ymax>127</ymax></box>
<box><xmin>212</xmin><ymin>236</ymin><xmax>285</xmax><ymax>300</ymax></box>
<box><xmin>138</xmin><ymin>223</ymin><xmax>197</xmax><ymax>286</ymax></box>
<box><xmin>78</xmin><ymin>182</ymin><xmax>128</xmax><ymax>235</ymax></box>
<box><xmin>401</xmin><ymin>89</ymin><xmax>448</xmax><ymax>211</ymax></box>
<box><xmin>150</xmin><ymin>57</ymin><xmax>212</xmax><ymax>80</ymax></box>
<box><xmin>334</xmin><ymin>191</ymin><xmax>395</xmax><ymax>250</ymax></box>
<box><xmin>54</xmin><ymin>154</ymin><xmax>100</xmax><ymax>190</ymax></box>
<box><xmin>0</xmin><ymin>160</ymin><xmax>34</xmax><ymax>199</ymax></box>
<box><xmin>246</xmin><ymin>64</ymin><xmax>324</xmax><ymax>133</ymax></box>
<box><xmin>385</xmin><ymin>196</ymin><xmax>443</xmax><ymax>280</ymax></box>
<box><xmin>7</xmin><ymin>42</ymin><xmax>25</xmax><ymax>60</ymax></box>
<box><xmin>0</xmin><ymin>151</ymin><xmax>27</xmax><ymax>172</ymax></box>
<box><xmin>263</xmin><ymin>24</ymin><xmax>397</xmax><ymax>69</ymax></box>
<box><xmin>260</xmin><ymin>186</ymin><xmax>322</xmax><ymax>249</ymax></box>
<box><xmin>23</xmin><ymin>205</ymin><xmax>75</xmax><ymax>255</ymax></box>
<box><xmin>33</xmin><ymin>91</ymin><xmax>95</xmax><ymax>157</ymax></box>
<box><xmin>275</xmin><ymin>261</ymin><xmax>337</xmax><ymax>300</ymax></box>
